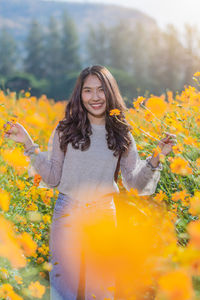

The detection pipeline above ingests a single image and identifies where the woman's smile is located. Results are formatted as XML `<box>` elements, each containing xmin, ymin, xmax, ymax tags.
<box><xmin>90</xmin><ymin>102</ymin><xmax>105</xmax><ymax>110</ymax></box>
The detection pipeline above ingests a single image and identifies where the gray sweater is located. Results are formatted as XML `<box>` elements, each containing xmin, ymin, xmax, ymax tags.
<box><xmin>24</xmin><ymin>123</ymin><xmax>162</xmax><ymax>202</ymax></box>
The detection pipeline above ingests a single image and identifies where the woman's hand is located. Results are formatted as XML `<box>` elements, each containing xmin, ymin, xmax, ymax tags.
<box><xmin>149</xmin><ymin>132</ymin><xmax>177</xmax><ymax>168</ymax></box>
<box><xmin>158</xmin><ymin>132</ymin><xmax>177</xmax><ymax>156</ymax></box>
<box><xmin>3</xmin><ymin>121</ymin><xmax>34</xmax><ymax>149</ymax></box>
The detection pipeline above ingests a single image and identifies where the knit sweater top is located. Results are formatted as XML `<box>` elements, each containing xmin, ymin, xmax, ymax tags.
<box><xmin>24</xmin><ymin>123</ymin><xmax>162</xmax><ymax>203</ymax></box>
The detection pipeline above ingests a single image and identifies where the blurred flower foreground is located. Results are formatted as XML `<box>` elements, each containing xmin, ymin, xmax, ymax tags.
<box><xmin>1</xmin><ymin>77</ymin><xmax>200</xmax><ymax>299</ymax></box>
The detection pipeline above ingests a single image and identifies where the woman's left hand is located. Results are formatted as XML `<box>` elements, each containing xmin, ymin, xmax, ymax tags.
<box><xmin>158</xmin><ymin>132</ymin><xmax>177</xmax><ymax>156</ymax></box>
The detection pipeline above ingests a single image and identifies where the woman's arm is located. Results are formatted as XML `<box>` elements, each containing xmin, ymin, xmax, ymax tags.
<box><xmin>120</xmin><ymin>134</ymin><xmax>162</xmax><ymax>196</ymax></box>
<box><xmin>24</xmin><ymin>126</ymin><xmax>65</xmax><ymax>188</ymax></box>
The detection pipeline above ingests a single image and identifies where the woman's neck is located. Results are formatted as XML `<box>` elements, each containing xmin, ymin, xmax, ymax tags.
<box><xmin>88</xmin><ymin>114</ymin><xmax>105</xmax><ymax>125</ymax></box>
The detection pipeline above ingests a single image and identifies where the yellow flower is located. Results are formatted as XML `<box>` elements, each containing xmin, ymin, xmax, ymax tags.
<box><xmin>42</xmin><ymin>214</ymin><xmax>51</xmax><ymax>224</ymax></box>
<box><xmin>193</xmin><ymin>71</ymin><xmax>200</xmax><ymax>77</ymax></box>
<box><xmin>14</xmin><ymin>275</ymin><xmax>23</xmax><ymax>284</ymax></box>
<box><xmin>109</xmin><ymin>109</ymin><xmax>120</xmax><ymax>116</ymax></box>
<box><xmin>43</xmin><ymin>262</ymin><xmax>53</xmax><ymax>272</ymax></box>
<box><xmin>0</xmin><ymin>188</ymin><xmax>10</xmax><ymax>212</ymax></box>
<box><xmin>0</xmin><ymin>268</ymin><xmax>9</xmax><ymax>280</ymax></box>
<box><xmin>26</xmin><ymin>202</ymin><xmax>38</xmax><ymax>211</ymax></box>
<box><xmin>25</xmin><ymin>91</ymin><xmax>31</xmax><ymax>98</ymax></box>
<box><xmin>196</xmin><ymin>158</ymin><xmax>200</xmax><ymax>168</ymax></box>
<box><xmin>15</xmin><ymin>179</ymin><xmax>26</xmax><ymax>190</ymax></box>
<box><xmin>35</xmin><ymin>233</ymin><xmax>42</xmax><ymax>240</ymax></box>
<box><xmin>0</xmin><ymin>284</ymin><xmax>23</xmax><ymax>299</ymax></box>
<box><xmin>28</xmin><ymin>281</ymin><xmax>46</xmax><ymax>299</ymax></box>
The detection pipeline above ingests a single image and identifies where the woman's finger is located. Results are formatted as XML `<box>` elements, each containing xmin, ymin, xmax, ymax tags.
<box><xmin>164</xmin><ymin>132</ymin><xmax>176</xmax><ymax>138</ymax></box>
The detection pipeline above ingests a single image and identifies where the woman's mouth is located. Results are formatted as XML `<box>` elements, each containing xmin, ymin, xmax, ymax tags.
<box><xmin>90</xmin><ymin>103</ymin><xmax>104</xmax><ymax>110</ymax></box>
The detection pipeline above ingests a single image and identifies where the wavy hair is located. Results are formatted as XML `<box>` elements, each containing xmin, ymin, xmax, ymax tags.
<box><xmin>56</xmin><ymin>65</ymin><xmax>132</xmax><ymax>157</ymax></box>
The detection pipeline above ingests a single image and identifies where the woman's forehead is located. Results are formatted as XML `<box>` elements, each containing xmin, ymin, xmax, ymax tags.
<box><xmin>83</xmin><ymin>74</ymin><xmax>102</xmax><ymax>87</ymax></box>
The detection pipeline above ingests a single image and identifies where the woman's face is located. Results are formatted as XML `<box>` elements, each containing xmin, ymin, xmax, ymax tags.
<box><xmin>81</xmin><ymin>74</ymin><xmax>107</xmax><ymax>123</ymax></box>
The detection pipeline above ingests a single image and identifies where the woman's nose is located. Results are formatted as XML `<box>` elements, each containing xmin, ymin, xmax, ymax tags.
<box><xmin>92</xmin><ymin>90</ymin><xmax>100</xmax><ymax>100</ymax></box>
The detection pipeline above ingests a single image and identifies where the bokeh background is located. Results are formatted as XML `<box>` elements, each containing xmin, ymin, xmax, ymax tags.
<box><xmin>1</xmin><ymin>0</ymin><xmax>200</xmax><ymax>106</ymax></box>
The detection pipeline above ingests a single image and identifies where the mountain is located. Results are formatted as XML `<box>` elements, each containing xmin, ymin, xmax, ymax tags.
<box><xmin>0</xmin><ymin>0</ymin><xmax>157</xmax><ymax>43</ymax></box>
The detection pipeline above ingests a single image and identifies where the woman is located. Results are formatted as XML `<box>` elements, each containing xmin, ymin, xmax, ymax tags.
<box><xmin>4</xmin><ymin>65</ymin><xmax>176</xmax><ymax>300</ymax></box>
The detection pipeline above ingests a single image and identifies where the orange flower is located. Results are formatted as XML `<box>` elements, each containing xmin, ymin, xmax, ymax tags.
<box><xmin>170</xmin><ymin>157</ymin><xmax>192</xmax><ymax>176</ymax></box>
<box><xmin>152</xmin><ymin>146</ymin><xmax>162</xmax><ymax>158</ymax></box>
<box><xmin>28</xmin><ymin>281</ymin><xmax>46</xmax><ymax>299</ymax></box>
<box><xmin>145</xmin><ymin>96</ymin><xmax>167</xmax><ymax>117</ymax></box>
<box><xmin>1</xmin><ymin>148</ymin><xmax>29</xmax><ymax>175</ymax></box>
<box><xmin>196</xmin><ymin>158</ymin><xmax>200</xmax><ymax>168</ymax></box>
<box><xmin>0</xmin><ymin>188</ymin><xmax>10</xmax><ymax>212</ymax></box>
<box><xmin>0</xmin><ymin>217</ymin><xmax>26</xmax><ymax>268</ymax></box>
<box><xmin>187</xmin><ymin>220</ymin><xmax>200</xmax><ymax>249</ymax></box>
<box><xmin>171</xmin><ymin>190</ymin><xmax>190</xmax><ymax>206</ymax></box>
<box><xmin>33</xmin><ymin>174</ymin><xmax>42</xmax><ymax>187</ymax></box>
<box><xmin>172</xmin><ymin>144</ymin><xmax>184</xmax><ymax>155</ymax></box>
<box><xmin>144</xmin><ymin>111</ymin><xmax>153</xmax><ymax>122</ymax></box>
<box><xmin>183</xmin><ymin>136</ymin><xmax>198</xmax><ymax>147</ymax></box>
<box><xmin>18</xmin><ymin>232</ymin><xmax>37</xmax><ymax>257</ymax></box>
<box><xmin>158</xmin><ymin>269</ymin><xmax>194</xmax><ymax>300</ymax></box>
<box><xmin>154</xmin><ymin>190</ymin><xmax>166</xmax><ymax>203</ymax></box>
<box><xmin>133</xmin><ymin>96</ymin><xmax>145</xmax><ymax>109</ymax></box>
<box><xmin>189</xmin><ymin>191</ymin><xmax>200</xmax><ymax>215</ymax></box>
<box><xmin>109</xmin><ymin>109</ymin><xmax>120</xmax><ymax>116</ymax></box>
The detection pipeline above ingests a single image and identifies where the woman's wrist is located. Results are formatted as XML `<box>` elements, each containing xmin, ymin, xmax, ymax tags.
<box><xmin>146</xmin><ymin>156</ymin><xmax>163</xmax><ymax>171</ymax></box>
<box><xmin>24</xmin><ymin>138</ymin><xmax>34</xmax><ymax>151</ymax></box>
<box><xmin>149</xmin><ymin>155</ymin><xmax>160</xmax><ymax>168</ymax></box>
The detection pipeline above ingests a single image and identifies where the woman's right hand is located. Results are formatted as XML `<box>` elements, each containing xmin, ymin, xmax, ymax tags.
<box><xmin>3</xmin><ymin>121</ymin><xmax>34</xmax><ymax>148</ymax></box>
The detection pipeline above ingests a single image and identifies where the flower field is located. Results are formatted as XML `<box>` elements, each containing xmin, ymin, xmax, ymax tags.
<box><xmin>1</xmin><ymin>78</ymin><xmax>200</xmax><ymax>299</ymax></box>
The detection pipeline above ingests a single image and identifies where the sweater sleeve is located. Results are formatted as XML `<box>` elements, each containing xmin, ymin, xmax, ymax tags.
<box><xmin>24</xmin><ymin>126</ymin><xmax>65</xmax><ymax>188</ymax></box>
<box><xmin>120</xmin><ymin>134</ymin><xmax>162</xmax><ymax>196</ymax></box>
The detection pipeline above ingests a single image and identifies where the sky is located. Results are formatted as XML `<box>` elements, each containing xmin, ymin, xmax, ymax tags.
<box><xmin>51</xmin><ymin>0</ymin><xmax>200</xmax><ymax>32</ymax></box>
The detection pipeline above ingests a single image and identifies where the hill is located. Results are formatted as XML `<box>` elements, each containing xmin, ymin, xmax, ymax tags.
<box><xmin>0</xmin><ymin>0</ymin><xmax>157</xmax><ymax>42</ymax></box>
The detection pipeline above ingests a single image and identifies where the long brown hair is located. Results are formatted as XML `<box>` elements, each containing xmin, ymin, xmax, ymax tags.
<box><xmin>57</xmin><ymin>65</ymin><xmax>132</xmax><ymax>157</ymax></box>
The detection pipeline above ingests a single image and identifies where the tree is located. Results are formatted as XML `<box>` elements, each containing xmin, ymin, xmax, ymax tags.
<box><xmin>146</xmin><ymin>27</ymin><xmax>166</xmax><ymax>94</ymax></box>
<box><xmin>0</xmin><ymin>28</ymin><xmax>18</xmax><ymax>78</ymax></box>
<box><xmin>60</xmin><ymin>10</ymin><xmax>81</xmax><ymax>75</ymax></box>
<box><xmin>128</xmin><ymin>22</ymin><xmax>149</xmax><ymax>94</ymax></box>
<box><xmin>182</xmin><ymin>24</ymin><xmax>200</xmax><ymax>86</ymax></box>
<box><xmin>86</xmin><ymin>23</ymin><xmax>110</xmax><ymax>66</ymax></box>
<box><xmin>107</xmin><ymin>21</ymin><xmax>132</xmax><ymax>71</ymax></box>
<box><xmin>24</xmin><ymin>20</ymin><xmax>46</xmax><ymax>79</ymax></box>
<box><xmin>44</xmin><ymin>16</ymin><xmax>62</xmax><ymax>82</ymax></box>
<box><xmin>159</xmin><ymin>25</ymin><xmax>183</xmax><ymax>92</ymax></box>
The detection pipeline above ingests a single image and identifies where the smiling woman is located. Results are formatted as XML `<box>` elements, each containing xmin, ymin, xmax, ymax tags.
<box><xmin>3</xmin><ymin>65</ymin><xmax>176</xmax><ymax>300</ymax></box>
<box><xmin>81</xmin><ymin>75</ymin><xmax>107</xmax><ymax>123</ymax></box>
